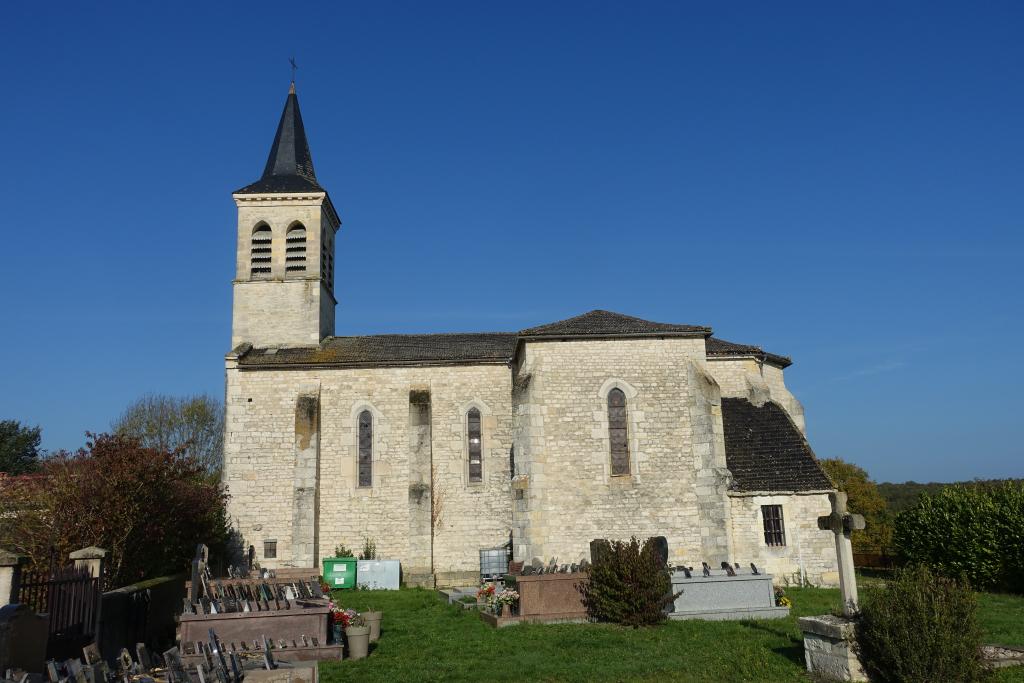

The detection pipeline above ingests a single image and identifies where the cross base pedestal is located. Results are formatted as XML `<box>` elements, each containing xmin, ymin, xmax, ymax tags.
<box><xmin>798</xmin><ymin>615</ymin><xmax>868</xmax><ymax>682</ymax></box>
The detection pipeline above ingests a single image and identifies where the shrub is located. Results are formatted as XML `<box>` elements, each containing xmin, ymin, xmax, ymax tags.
<box><xmin>0</xmin><ymin>433</ymin><xmax>229</xmax><ymax>587</ymax></box>
<box><xmin>894</xmin><ymin>481</ymin><xmax>1024</xmax><ymax>593</ymax></box>
<box><xmin>855</xmin><ymin>564</ymin><xmax>986</xmax><ymax>683</ymax></box>
<box><xmin>578</xmin><ymin>536</ymin><xmax>678</xmax><ymax>627</ymax></box>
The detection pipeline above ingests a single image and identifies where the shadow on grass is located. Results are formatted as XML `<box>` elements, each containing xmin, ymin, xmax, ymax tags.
<box><xmin>738</xmin><ymin>620</ymin><xmax>806</xmax><ymax>667</ymax></box>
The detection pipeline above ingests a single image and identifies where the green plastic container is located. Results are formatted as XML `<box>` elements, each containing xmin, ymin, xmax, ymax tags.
<box><xmin>323</xmin><ymin>557</ymin><xmax>358</xmax><ymax>590</ymax></box>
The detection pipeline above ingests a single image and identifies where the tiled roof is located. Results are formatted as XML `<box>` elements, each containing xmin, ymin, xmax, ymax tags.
<box><xmin>235</xmin><ymin>312</ymin><xmax>793</xmax><ymax>370</ymax></box>
<box><xmin>706</xmin><ymin>337</ymin><xmax>792</xmax><ymax>368</ymax></box>
<box><xmin>238</xmin><ymin>333</ymin><xmax>517</xmax><ymax>368</ymax></box>
<box><xmin>518</xmin><ymin>310</ymin><xmax>709</xmax><ymax>338</ymax></box>
<box><xmin>722</xmin><ymin>398</ymin><xmax>833</xmax><ymax>492</ymax></box>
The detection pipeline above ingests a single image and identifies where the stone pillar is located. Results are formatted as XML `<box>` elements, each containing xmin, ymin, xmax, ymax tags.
<box><xmin>69</xmin><ymin>546</ymin><xmax>107</xmax><ymax>579</ymax></box>
<box><xmin>292</xmin><ymin>385</ymin><xmax>321</xmax><ymax>568</ymax></box>
<box><xmin>0</xmin><ymin>550</ymin><xmax>26</xmax><ymax>608</ymax></box>
<box><xmin>687</xmin><ymin>360</ymin><xmax>733</xmax><ymax>564</ymax></box>
<box><xmin>406</xmin><ymin>389</ymin><xmax>434</xmax><ymax>587</ymax></box>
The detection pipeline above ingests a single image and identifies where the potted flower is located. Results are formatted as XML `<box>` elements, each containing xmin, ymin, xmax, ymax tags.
<box><xmin>363</xmin><ymin>604</ymin><xmax>383</xmax><ymax>643</ymax></box>
<box><xmin>328</xmin><ymin>602</ymin><xmax>346</xmax><ymax>644</ymax></box>
<box><xmin>341</xmin><ymin>608</ymin><xmax>370</xmax><ymax>660</ymax></box>
<box><xmin>476</xmin><ymin>582</ymin><xmax>496</xmax><ymax>610</ymax></box>
<box><xmin>495</xmin><ymin>588</ymin><xmax>520</xmax><ymax>617</ymax></box>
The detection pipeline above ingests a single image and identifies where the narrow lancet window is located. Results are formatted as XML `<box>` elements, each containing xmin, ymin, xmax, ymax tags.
<box><xmin>286</xmin><ymin>224</ymin><xmax>307</xmax><ymax>273</ymax></box>
<box><xmin>358</xmin><ymin>410</ymin><xmax>373</xmax><ymax>487</ymax></box>
<box><xmin>250</xmin><ymin>224</ymin><xmax>272</xmax><ymax>276</ymax></box>
<box><xmin>468</xmin><ymin>408</ymin><xmax>482</xmax><ymax>482</ymax></box>
<box><xmin>608</xmin><ymin>388</ymin><xmax>630</xmax><ymax>476</ymax></box>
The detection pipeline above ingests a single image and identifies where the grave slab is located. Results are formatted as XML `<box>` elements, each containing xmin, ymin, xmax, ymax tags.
<box><xmin>668</xmin><ymin>570</ymin><xmax>789</xmax><ymax>621</ymax></box>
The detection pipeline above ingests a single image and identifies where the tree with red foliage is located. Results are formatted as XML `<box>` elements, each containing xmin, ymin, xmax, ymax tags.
<box><xmin>0</xmin><ymin>433</ymin><xmax>230</xmax><ymax>588</ymax></box>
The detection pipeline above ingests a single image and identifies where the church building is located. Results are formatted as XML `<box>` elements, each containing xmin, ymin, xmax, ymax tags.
<box><xmin>223</xmin><ymin>86</ymin><xmax>840</xmax><ymax>587</ymax></box>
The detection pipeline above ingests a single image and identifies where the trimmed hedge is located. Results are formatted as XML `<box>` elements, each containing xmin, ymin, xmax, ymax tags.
<box><xmin>894</xmin><ymin>481</ymin><xmax>1024</xmax><ymax>593</ymax></box>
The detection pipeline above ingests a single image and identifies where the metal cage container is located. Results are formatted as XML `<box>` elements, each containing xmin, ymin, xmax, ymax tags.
<box><xmin>479</xmin><ymin>547</ymin><xmax>509</xmax><ymax>582</ymax></box>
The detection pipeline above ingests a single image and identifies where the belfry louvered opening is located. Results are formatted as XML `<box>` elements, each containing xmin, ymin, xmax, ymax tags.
<box><xmin>250</xmin><ymin>224</ymin><xmax>272</xmax><ymax>277</ymax></box>
<box><xmin>321</xmin><ymin>233</ymin><xmax>334</xmax><ymax>290</ymax></box>
<box><xmin>285</xmin><ymin>223</ymin><xmax>307</xmax><ymax>273</ymax></box>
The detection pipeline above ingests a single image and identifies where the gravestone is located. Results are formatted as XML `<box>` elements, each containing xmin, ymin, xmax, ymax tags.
<box><xmin>650</xmin><ymin>536</ymin><xmax>669</xmax><ymax>566</ymax></box>
<box><xmin>0</xmin><ymin>604</ymin><xmax>47</xmax><ymax>673</ymax></box>
<box><xmin>798</xmin><ymin>492</ymin><xmax>868</xmax><ymax>681</ymax></box>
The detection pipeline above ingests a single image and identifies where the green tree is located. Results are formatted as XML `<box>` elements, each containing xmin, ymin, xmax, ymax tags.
<box><xmin>112</xmin><ymin>394</ymin><xmax>224</xmax><ymax>477</ymax></box>
<box><xmin>0</xmin><ymin>420</ymin><xmax>43</xmax><ymax>474</ymax></box>
<box><xmin>819</xmin><ymin>457</ymin><xmax>893</xmax><ymax>552</ymax></box>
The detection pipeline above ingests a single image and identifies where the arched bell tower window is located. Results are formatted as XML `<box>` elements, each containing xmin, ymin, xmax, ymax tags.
<box><xmin>250</xmin><ymin>224</ymin><xmax>272</xmax><ymax>277</ymax></box>
<box><xmin>285</xmin><ymin>224</ymin><xmax>307</xmax><ymax>273</ymax></box>
<box><xmin>358</xmin><ymin>410</ymin><xmax>373</xmax><ymax>487</ymax></box>
<box><xmin>467</xmin><ymin>408</ymin><xmax>482</xmax><ymax>482</ymax></box>
<box><xmin>608</xmin><ymin>388</ymin><xmax>630</xmax><ymax>476</ymax></box>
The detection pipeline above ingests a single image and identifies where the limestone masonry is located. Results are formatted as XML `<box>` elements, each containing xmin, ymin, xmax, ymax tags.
<box><xmin>223</xmin><ymin>86</ymin><xmax>840</xmax><ymax>587</ymax></box>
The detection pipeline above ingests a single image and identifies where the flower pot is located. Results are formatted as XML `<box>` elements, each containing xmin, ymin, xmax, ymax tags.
<box><xmin>345</xmin><ymin>624</ymin><xmax>371</xmax><ymax>660</ymax></box>
<box><xmin>363</xmin><ymin>610</ymin><xmax>383</xmax><ymax>643</ymax></box>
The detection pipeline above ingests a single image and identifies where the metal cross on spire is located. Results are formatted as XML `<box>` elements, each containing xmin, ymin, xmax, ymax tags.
<box><xmin>289</xmin><ymin>57</ymin><xmax>298</xmax><ymax>85</ymax></box>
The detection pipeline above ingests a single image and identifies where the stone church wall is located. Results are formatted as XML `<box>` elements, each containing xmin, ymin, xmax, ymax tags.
<box><xmin>728</xmin><ymin>492</ymin><xmax>839</xmax><ymax>586</ymax></box>
<box><xmin>510</xmin><ymin>338</ymin><xmax>734</xmax><ymax>567</ymax></box>
<box><xmin>706</xmin><ymin>358</ymin><xmax>806</xmax><ymax>433</ymax></box>
<box><xmin>223</xmin><ymin>361</ymin><xmax>513</xmax><ymax>585</ymax></box>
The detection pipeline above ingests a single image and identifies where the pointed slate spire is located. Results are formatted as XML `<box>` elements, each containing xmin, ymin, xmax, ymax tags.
<box><xmin>235</xmin><ymin>84</ymin><xmax>325</xmax><ymax>194</ymax></box>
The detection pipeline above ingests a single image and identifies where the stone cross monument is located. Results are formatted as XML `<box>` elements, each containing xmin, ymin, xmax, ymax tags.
<box><xmin>817</xmin><ymin>491</ymin><xmax>865</xmax><ymax>617</ymax></box>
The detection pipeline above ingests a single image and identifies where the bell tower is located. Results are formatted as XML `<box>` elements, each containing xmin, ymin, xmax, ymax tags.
<box><xmin>230</xmin><ymin>83</ymin><xmax>340</xmax><ymax>348</ymax></box>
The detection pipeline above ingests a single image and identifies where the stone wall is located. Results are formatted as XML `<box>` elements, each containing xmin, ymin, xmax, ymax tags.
<box><xmin>728</xmin><ymin>492</ymin><xmax>839</xmax><ymax>586</ymax></box>
<box><xmin>223</xmin><ymin>361</ymin><xmax>513</xmax><ymax>584</ymax></box>
<box><xmin>231</xmin><ymin>195</ymin><xmax>338</xmax><ymax>348</ymax></box>
<box><xmin>706</xmin><ymin>358</ymin><xmax>806</xmax><ymax>433</ymax></box>
<box><xmin>510</xmin><ymin>338</ymin><xmax>734</xmax><ymax>567</ymax></box>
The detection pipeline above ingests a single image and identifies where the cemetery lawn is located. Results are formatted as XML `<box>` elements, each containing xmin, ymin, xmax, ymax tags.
<box><xmin>321</xmin><ymin>586</ymin><xmax>1024</xmax><ymax>683</ymax></box>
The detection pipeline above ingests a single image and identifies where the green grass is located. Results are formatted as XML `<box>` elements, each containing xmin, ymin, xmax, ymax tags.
<box><xmin>319</xmin><ymin>586</ymin><xmax>1024</xmax><ymax>683</ymax></box>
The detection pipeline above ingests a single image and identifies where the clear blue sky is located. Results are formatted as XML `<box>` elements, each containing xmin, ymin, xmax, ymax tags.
<box><xmin>1</xmin><ymin>2</ymin><xmax>1021</xmax><ymax>483</ymax></box>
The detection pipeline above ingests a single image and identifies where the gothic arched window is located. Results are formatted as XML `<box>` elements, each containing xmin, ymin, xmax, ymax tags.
<box><xmin>468</xmin><ymin>408</ymin><xmax>482</xmax><ymax>482</ymax></box>
<box><xmin>358</xmin><ymin>410</ymin><xmax>373</xmax><ymax>487</ymax></box>
<box><xmin>285</xmin><ymin>223</ymin><xmax>307</xmax><ymax>273</ymax></box>
<box><xmin>250</xmin><ymin>224</ymin><xmax>272</xmax><ymax>277</ymax></box>
<box><xmin>608</xmin><ymin>388</ymin><xmax>630</xmax><ymax>476</ymax></box>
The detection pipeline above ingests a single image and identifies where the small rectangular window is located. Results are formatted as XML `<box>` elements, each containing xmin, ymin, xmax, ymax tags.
<box><xmin>264</xmin><ymin>539</ymin><xmax>277</xmax><ymax>559</ymax></box>
<box><xmin>761</xmin><ymin>505</ymin><xmax>786</xmax><ymax>547</ymax></box>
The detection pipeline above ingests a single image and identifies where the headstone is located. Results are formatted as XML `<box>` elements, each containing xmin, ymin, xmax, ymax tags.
<box><xmin>649</xmin><ymin>536</ymin><xmax>669</xmax><ymax>566</ymax></box>
<box><xmin>0</xmin><ymin>604</ymin><xmax>47</xmax><ymax>673</ymax></box>
<box><xmin>82</xmin><ymin>645</ymin><xmax>102</xmax><ymax>666</ymax></box>
<box><xmin>720</xmin><ymin>562</ymin><xmax>736</xmax><ymax>577</ymax></box>
<box><xmin>521</xmin><ymin>566</ymin><xmax>535</xmax><ymax>576</ymax></box>
<box><xmin>681</xmin><ymin>566</ymin><xmax>693</xmax><ymax>579</ymax></box>
<box><xmin>817</xmin><ymin>491</ymin><xmax>865</xmax><ymax>616</ymax></box>
<box><xmin>162</xmin><ymin>648</ymin><xmax>186</xmax><ymax>683</ymax></box>
<box><xmin>578</xmin><ymin>558</ymin><xmax>590</xmax><ymax>572</ymax></box>
<box><xmin>701</xmin><ymin>562</ymin><xmax>711</xmax><ymax>577</ymax></box>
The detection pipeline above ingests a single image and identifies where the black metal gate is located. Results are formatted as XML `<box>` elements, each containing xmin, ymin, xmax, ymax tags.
<box><xmin>18</xmin><ymin>565</ymin><xmax>101</xmax><ymax>659</ymax></box>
